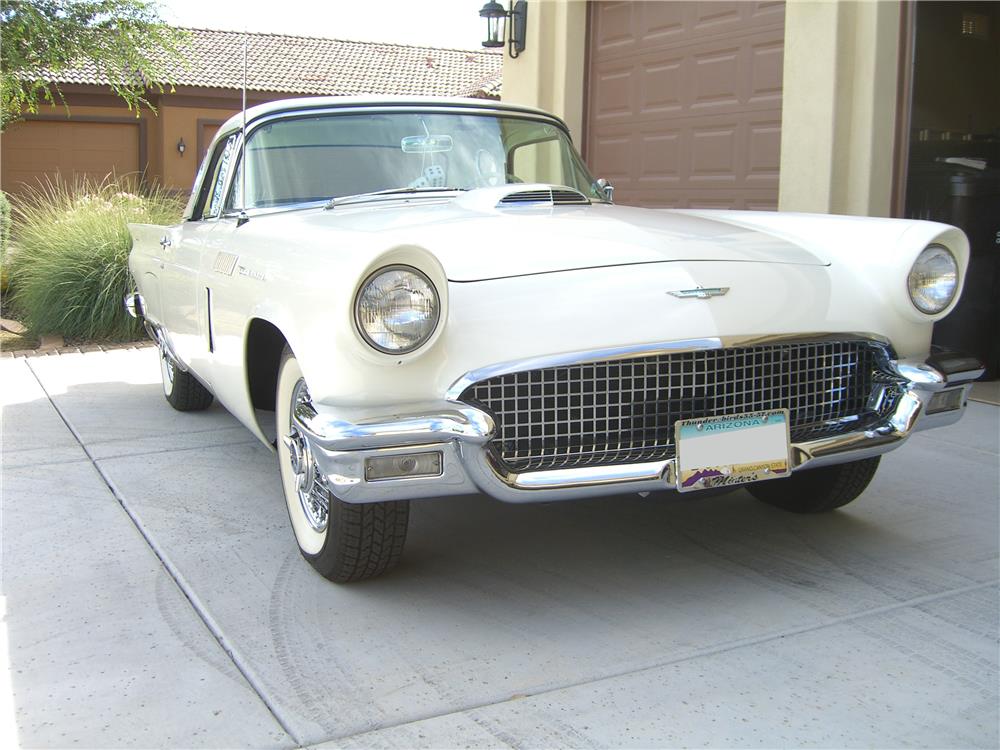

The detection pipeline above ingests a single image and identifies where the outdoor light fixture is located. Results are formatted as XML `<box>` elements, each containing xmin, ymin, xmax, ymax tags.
<box><xmin>176</xmin><ymin>137</ymin><xmax>186</xmax><ymax>156</ymax></box>
<box><xmin>480</xmin><ymin>0</ymin><xmax>527</xmax><ymax>58</ymax></box>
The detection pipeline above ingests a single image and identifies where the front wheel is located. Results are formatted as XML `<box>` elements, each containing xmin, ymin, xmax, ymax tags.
<box><xmin>747</xmin><ymin>456</ymin><xmax>880</xmax><ymax>513</ymax></box>
<box><xmin>275</xmin><ymin>346</ymin><xmax>409</xmax><ymax>582</ymax></box>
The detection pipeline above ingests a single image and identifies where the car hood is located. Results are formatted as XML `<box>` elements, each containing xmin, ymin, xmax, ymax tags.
<box><xmin>298</xmin><ymin>190</ymin><xmax>830</xmax><ymax>282</ymax></box>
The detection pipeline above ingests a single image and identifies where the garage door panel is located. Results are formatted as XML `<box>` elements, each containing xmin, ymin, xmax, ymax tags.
<box><xmin>640</xmin><ymin>59</ymin><xmax>684</xmax><ymax>114</ymax></box>
<box><xmin>747</xmin><ymin>122</ymin><xmax>782</xmax><ymax>180</ymax></box>
<box><xmin>594</xmin><ymin>2</ymin><xmax>783</xmax><ymax>59</ymax></box>
<box><xmin>588</xmin><ymin>133</ymin><xmax>634</xmax><ymax>182</ymax></box>
<box><xmin>2</xmin><ymin>145</ymin><xmax>59</xmax><ymax>171</ymax></box>
<box><xmin>592</xmin><ymin>65</ymin><xmax>635</xmax><ymax>120</ymax></box>
<box><xmin>593</xmin><ymin>2</ymin><xmax>637</xmax><ymax>52</ymax></box>
<box><xmin>689</xmin><ymin>125</ymin><xmax>739</xmax><ymax>181</ymax></box>
<box><xmin>623</xmin><ymin>185</ymin><xmax>779</xmax><ymax>210</ymax></box>
<box><xmin>586</xmin><ymin>0</ymin><xmax>784</xmax><ymax>210</ymax></box>
<box><xmin>593</xmin><ymin>28</ymin><xmax>784</xmax><ymax>115</ymax></box>
<box><xmin>1</xmin><ymin>120</ymin><xmax>139</xmax><ymax>195</ymax></box>
<box><xmin>640</xmin><ymin>3</ymin><xmax>686</xmax><ymax>43</ymax></box>
<box><xmin>691</xmin><ymin>47</ymin><xmax>742</xmax><ymax>108</ymax></box>
<box><xmin>693</xmin><ymin>1</ymin><xmax>742</xmax><ymax>30</ymax></box>
<box><xmin>637</xmin><ymin>132</ymin><xmax>681</xmax><ymax>184</ymax></box>
<box><xmin>750</xmin><ymin>40</ymin><xmax>784</xmax><ymax>101</ymax></box>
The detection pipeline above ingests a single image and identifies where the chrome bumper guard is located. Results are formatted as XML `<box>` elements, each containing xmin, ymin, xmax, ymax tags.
<box><xmin>294</xmin><ymin>349</ymin><xmax>984</xmax><ymax>504</ymax></box>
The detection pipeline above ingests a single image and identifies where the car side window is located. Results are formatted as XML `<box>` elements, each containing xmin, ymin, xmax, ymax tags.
<box><xmin>201</xmin><ymin>134</ymin><xmax>238</xmax><ymax>220</ymax></box>
<box><xmin>509</xmin><ymin>137</ymin><xmax>567</xmax><ymax>185</ymax></box>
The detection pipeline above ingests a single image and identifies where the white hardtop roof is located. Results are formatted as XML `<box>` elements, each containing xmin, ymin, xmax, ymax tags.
<box><xmin>217</xmin><ymin>96</ymin><xmax>568</xmax><ymax>139</ymax></box>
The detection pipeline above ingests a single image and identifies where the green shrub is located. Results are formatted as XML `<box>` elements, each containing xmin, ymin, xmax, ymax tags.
<box><xmin>8</xmin><ymin>176</ymin><xmax>184</xmax><ymax>341</ymax></box>
<box><xmin>0</xmin><ymin>191</ymin><xmax>10</xmax><ymax>260</ymax></box>
<box><xmin>0</xmin><ymin>190</ymin><xmax>11</xmax><ymax>292</ymax></box>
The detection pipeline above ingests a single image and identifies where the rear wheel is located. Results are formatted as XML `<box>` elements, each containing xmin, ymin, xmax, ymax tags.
<box><xmin>160</xmin><ymin>346</ymin><xmax>213</xmax><ymax>411</ymax></box>
<box><xmin>275</xmin><ymin>346</ymin><xmax>409</xmax><ymax>582</ymax></box>
<box><xmin>747</xmin><ymin>457</ymin><xmax>880</xmax><ymax>513</ymax></box>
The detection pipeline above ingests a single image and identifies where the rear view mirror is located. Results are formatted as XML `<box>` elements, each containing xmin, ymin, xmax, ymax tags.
<box><xmin>401</xmin><ymin>135</ymin><xmax>454</xmax><ymax>154</ymax></box>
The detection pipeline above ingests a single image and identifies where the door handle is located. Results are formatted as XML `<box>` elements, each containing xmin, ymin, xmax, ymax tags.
<box><xmin>159</xmin><ymin>235</ymin><xmax>172</xmax><ymax>249</ymax></box>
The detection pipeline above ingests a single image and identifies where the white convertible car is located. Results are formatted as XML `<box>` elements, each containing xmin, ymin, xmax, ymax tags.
<box><xmin>127</xmin><ymin>96</ymin><xmax>983</xmax><ymax>582</ymax></box>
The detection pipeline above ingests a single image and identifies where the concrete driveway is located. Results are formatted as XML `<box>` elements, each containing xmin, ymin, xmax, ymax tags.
<box><xmin>3</xmin><ymin>347</ymin><xmax>998</xmax><ymax>748</ymax></box>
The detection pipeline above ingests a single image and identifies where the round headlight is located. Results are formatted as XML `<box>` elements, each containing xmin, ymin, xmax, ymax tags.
<box><xmin>907</xmin><ymin>244</ymin><xmax>958</xmax><ymax>314</ymax></box>
<box><xmin>355</xmin><ymin>265</ymin><xmax>440</xmax><ymax>354</ymax></box>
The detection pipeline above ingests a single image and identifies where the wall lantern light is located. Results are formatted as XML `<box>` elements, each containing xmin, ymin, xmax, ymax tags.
<box><xmin>176</xmin><ymin>137</ymin><xmax>186</xmax><ymax>156</ymax></box>
<box><xmin>480</xmin><ymin>0</ymin><xmax>527</xmax><ymax>59</ymax></box>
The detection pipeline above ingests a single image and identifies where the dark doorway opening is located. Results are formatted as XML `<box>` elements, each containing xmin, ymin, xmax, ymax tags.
<box><xmin>904</xmin><ymin>1</ymin><xmax>1000</xmax><ymax>379</ymax></box>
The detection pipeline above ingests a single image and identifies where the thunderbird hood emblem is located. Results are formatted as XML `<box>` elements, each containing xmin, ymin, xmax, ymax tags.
<box><xmin>668</xmin><ymin>286</ymin><xmax>730</xmax><ymax>299</ymax></box>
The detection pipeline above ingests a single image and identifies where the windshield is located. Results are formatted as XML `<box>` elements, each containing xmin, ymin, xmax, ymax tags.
<box><xmin>226</xmin><ymin>111</ymin><xmax>601</xmax><ymax>210</ymax></box>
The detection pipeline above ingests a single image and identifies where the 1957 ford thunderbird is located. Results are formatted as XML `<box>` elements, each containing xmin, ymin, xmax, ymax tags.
<box><xmin>126</xmin><ymin>96</ymin><xmax>983</xmax><ymax>582</ymax></box>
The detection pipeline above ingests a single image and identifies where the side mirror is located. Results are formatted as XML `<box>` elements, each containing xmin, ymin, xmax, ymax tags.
<box><xmin>596</xmin><ymin>178</ymin><xmax>615</xmax><ymax>203</ymax></box>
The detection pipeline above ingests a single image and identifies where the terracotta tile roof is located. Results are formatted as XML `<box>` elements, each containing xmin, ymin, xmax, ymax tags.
<box><xmin>46</xmin><ymin>27</ymin><xmax>503</xmax><ymax>98</ymax></box>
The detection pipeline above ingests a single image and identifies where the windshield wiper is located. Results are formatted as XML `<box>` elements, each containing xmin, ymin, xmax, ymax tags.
<box><xmin>325</xmin><ymin>186</ymin><xmax>467</xmax><ymax>209</ymax></box>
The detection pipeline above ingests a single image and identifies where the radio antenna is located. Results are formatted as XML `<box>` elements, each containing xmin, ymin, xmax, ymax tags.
<box><xmin>237</xmin><ymin>36</ymin><xmax>249</xmax><ymax>227</ymax></box>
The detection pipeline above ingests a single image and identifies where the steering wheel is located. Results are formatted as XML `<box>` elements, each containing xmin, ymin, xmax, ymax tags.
<box><xmin>475</xmin><ymin>149</ymin><xmax>503</xmax><ymax>187</ymax></box>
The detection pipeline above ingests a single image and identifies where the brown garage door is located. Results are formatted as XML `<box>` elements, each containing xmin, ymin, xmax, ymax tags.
<box><xmin>1</xmin><ymin>119</ymin><xmax>140</xmax><ymax>196</ymax></box>
<box><xmin>585</xmin><ymin>1</ymin><xmax>785</xmax><ymax>210</ymax></box>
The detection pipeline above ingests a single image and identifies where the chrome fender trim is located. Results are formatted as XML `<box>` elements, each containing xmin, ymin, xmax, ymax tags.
<box><xmin>293</xmin><ymin>401</ymin><xmax>495</xmax><ymax>452</ymax></box>
<box><xmin>123</xmin><ymin>292</ymin><xmax>145</xmax><ymax>319</ymax></box>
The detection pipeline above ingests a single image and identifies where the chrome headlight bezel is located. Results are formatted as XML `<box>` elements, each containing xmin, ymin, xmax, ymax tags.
<box><xmin>354</xmin><ymin>264</ymin><xmax>441</xmax><ymax>355</ymax></box>
<box><xmin>907</xmin><ymin>244</ymin><xmax>959</xmax><ymax>315</ymax></box>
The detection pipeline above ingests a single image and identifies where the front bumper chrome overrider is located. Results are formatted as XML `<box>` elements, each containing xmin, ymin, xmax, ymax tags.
<box><xmin>291</xmin><ymin>346</ymin><xmax>984</xmax><ymax>505</ymax></box>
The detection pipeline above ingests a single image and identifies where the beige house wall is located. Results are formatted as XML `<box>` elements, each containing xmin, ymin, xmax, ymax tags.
<box><xmin>159</xmin><ymin>104</ymin><xmax>240</xmax><ymax>191</ymax></box>
<box><xmin>778</xmin><ymin>0</ymin><xmax>902</xmax><ymax>217</ymax></box>
<box><xmin>501</xmin><ymin>0</ymin><xmax>905</xmax><ymax>218</ymax></box>
<box><xmin>500</xmin><ymin>0</ymin><xmax>588</xmax><ymax>143</ymax></box>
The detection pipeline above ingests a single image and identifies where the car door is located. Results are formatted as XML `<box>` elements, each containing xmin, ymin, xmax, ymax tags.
<box><xmin>193</xmin><ymin>140</ymin><xmax>257</xmax><ymax>426</ymax></box>
<box><xmin>161</xmin><ymin>133</ymin><xmax>239</xmax><ymax>373</ymax></box>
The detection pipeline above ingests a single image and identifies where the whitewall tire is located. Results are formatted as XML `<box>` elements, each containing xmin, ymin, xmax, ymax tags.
<box><xmin>275</xmin><ymin>346</ymin><xmax>409</xmax><ymax>582</ymax></box>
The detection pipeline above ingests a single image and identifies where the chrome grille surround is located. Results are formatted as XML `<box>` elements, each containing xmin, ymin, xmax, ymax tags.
<box><xmin>459</xmin><ymin>340</ymin><xmax>906</xmax><ymax>473</ymax></box>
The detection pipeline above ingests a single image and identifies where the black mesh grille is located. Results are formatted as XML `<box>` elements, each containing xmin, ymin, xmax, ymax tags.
<box><xmin>459</xmin><ymin>341</ymin><xmax>904</xmax><ymax>473</ymax></box>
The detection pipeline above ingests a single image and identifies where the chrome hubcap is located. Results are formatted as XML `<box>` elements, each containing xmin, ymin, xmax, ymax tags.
<box><xmin>283</xmin><ymin>380</ymin><xmax>329</xmax><ymax>533</ymax></box>
<box><xmin>160</xmin><ymin>347</ymin><xmax>175</xmax><ymax>385</ymax></box>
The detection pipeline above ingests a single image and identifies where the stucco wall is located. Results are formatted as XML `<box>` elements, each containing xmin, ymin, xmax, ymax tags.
<box><xmin>500</xmin><ymin>0</ymin><xmax>588</xmax><ymax>143</ymax></box>
<box><xmin>159</xmin><ymin>104</ymin><xmax>240</xmax><ymax>191</ymax></box>
<box><xmin>778</xmin><ymin>0</ymin><xmax>902</xmax><ymax>216</ymax></box>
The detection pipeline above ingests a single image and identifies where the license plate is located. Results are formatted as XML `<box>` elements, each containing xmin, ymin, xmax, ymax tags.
<box><xmin>675</xmin><ymin>409</ymin><xmax>791</xmax><ymax>492</ymax></box>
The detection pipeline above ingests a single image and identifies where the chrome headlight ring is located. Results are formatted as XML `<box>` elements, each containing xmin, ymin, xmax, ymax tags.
<box><xmin>354</xmin><ymin>265</ymin><xmax>441</xmax><ymax>354</ymax></box>
<box><xmin>907</xmin><ymin>244</ymin><xmax>958</xmax><ymax>315</ymax></box>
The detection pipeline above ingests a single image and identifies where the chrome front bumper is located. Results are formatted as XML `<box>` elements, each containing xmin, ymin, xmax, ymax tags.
<box><xmin>292</xmin><ymin>349</ymin><xmax>984</xmax><ymax>504</ymax></box>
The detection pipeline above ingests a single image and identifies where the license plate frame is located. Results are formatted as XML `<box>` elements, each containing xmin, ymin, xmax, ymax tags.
<box><xmin>675</xmin><ymin>409</ymin><xmax>791</xmax><ymax>493</ymax></box>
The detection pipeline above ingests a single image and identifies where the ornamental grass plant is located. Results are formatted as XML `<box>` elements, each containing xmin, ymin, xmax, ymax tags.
<box><xmin>7</xmin><ymin>175</ymin><xmax>184</xmax><ymax>341</ymax></box>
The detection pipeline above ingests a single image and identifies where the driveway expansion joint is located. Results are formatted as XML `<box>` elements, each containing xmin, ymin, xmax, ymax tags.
<box><xmin>23</xmin><ymin>358</ymin><xmax>301</xmax><ymax>746</ymax></box>
<box><xmin>316</xmin><ymin>578</ymin><xmax>999</xmax><ymax>747</ymax></box>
